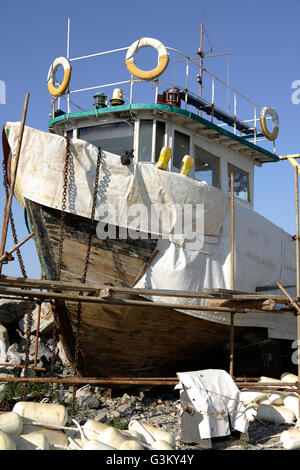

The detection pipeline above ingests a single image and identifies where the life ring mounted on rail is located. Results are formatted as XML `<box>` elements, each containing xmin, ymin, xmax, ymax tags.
<box><xmin>260</xmin><ymin>105</ymin><xmax>279</xmax><ymax>141</ymax></box>
<box><xmin>125</xmin><ymin>37</ymin><xmax>170</xmax><ymax>81</ymax></box>
<box><xmin>47</xmin><ymin>56</ymin><xmax>71</xmax><ymax>97</ymax></box>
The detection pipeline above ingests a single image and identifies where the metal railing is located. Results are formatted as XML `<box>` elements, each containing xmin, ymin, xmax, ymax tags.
<box><xmin>51</xmin><ymin>42</ymin><xmax>276</xmax><ymax>153</ymax></box>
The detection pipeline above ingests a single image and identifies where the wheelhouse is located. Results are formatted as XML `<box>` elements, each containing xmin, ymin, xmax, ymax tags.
<box><xmin>49</xmin><ymin>102</ymin><xmax>277</xmax><ymax>209</ymax></box>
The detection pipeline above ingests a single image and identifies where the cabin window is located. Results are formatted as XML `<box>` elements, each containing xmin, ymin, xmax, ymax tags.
<box><xmin>155</xmin><ymin>121</ymin><xmax>166</xmax><ymax>162</ymax></box>
<box><xmin>228</xmin><ymin>164</ymin><xmax>249</xmax><ymax>201</ymax></box>
<box><xmin>139</xmin><ymin>120</ymin><xmax>166</xmax><ymax>163</ymax></box>
<box><xmin>173</xmin><ymin>130</ymin><xmax>190</xmax><ymax>169</ymax></box>
<box><xmin>139</xmin><ymin>120</ymin><xmax>153</xmax><ymax>162</ymax></box>
<box><xmin>194</xmin><ymin>146</ymin><xmax>219</xmax><ymax>187</ymax></box>
<box><xmin>78</xmin><ymin>122</ymin><xmax>134</xmax><ymax>156</ymax></box>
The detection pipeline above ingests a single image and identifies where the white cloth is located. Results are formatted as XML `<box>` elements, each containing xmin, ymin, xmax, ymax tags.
<box><xmin>176</xmin><ymin>369</ymin><xmax>248</xmax><ymax>439</ymax></box>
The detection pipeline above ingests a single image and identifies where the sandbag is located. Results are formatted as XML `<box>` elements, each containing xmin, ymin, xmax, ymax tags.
<box><xmin>267</xmin><ymin>392</ymin><xmax>286</xmax><ymax>406</ymax></box>
<box><xmin>119</xmin><ymin>439</ymin><xmax>144</xmax><ymax>450</ymax></box>
<box><xmin>0</xmin><ymin>412</ymin><xmax>23</xmax><ymax>436</ymax></box>
<box><xmin>284</xmin><ymin>393</ymin><xmax>300</xmax><ymax>419</ymax></box>
<box><xmin>259</xmin><ymin>376</ymin><xmax>283</xmax><ymax>384</ymax></box>
<box><xmin>281</xmin><ymin>372</ymin><xmax>298</xmax><ymax>383</ymax></box>
<box><xmin>280</xmin><ymin>429</ymin><xmax>300</xmax><ymax>450</ymax></box>
<box><xmin>257</xmin><ymin>404</ymin><xmax>295</xmax><ymax>425</ymax></box>
<box><xmin>152</xmin><ymin>439</ymin><xmax>174</xmax><ymax>450</ymax></box>
<box><xmin>0</xmin><ymin>430</ymin><xmax>16</xmax><ymax>450</ymax></box>
<box><xmin>100</xmin><ymin>427</ymin><xmax>137</xmax><ymax>450</ymax></box>
<box><xmin>244</xmin><ymin>404</ymin><xmax>258</xmax><ymax>423</ymax></box>
<box><xmin>22</xmin><ymin>424</ymin><xmax>68</xmax><ymax>449</ymax></box>
<box><xmin>83</xmin><ymin>440</ymin><xmax>116</xmax><ymax>450</ymax></box>
<box><xmin>68</xmin><ymin>438</ymin><xmax>84</xmax><ymax>450</ymax></box>
<box><xmin>13</xmin><ymin>432</ymin><xmax>49</xmax><ymax>450</ymax></box>
<box><xmin>82</xmin><ymin>420</ymin><xmax>109</xmax><ymax>441</ymax></box>
<box><xmin>129</xmin><ymin>420</ymin><xmax>175</xmax><ymax>447</ymax></box>
<box><xmin>13</xmin><ymin>402</ymin><xmax>67</xmax><ymax>427</ymax></box>
<box><xmin>239</xmin><ymin>390</ymin><xmax>268</xmax><ymax>406</ymax></box>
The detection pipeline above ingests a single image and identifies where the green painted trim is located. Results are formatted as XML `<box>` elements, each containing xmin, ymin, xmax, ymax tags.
<box><xmin>49</xmin><ymin>103</ymin><xmax>279</xmax><ymax>162</ymax></box>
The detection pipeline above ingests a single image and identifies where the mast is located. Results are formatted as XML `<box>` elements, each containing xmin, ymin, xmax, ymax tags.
<box><xmin>197</xmin><ymin>22</ymin><xmax>205</xmax><ymax>100</ymax></box>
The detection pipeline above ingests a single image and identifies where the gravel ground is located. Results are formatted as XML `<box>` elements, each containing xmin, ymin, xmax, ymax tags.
<box><xmin>47</xmin><ymin>383</ymin><xmax>293</xmax><ymax>451</ymax></box>
<box><xmin>0</xmin><ymin>382</ymin><xmax>294</xmax><ymax>450</ymax></box>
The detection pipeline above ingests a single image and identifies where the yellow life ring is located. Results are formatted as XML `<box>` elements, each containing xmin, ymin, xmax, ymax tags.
<box><xmin>125</xmin><ymin>37</ymin><xmax>169</xmax><ymax>81</ymax></box>
<box><xmin>47</xmin><ymin>56</ymin><xmax>71</xmax><ymax>97</ymax></box>
<box><xmin>260</xmin><ymin>105</ymin><xmax>279</xmax><ymax>141</ymax></box>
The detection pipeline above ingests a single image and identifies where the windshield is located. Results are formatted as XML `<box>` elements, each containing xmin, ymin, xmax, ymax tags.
<box><xmin>78</xmin><ymin>122</ymin><xmax>134</xmax><ymax>156</ymax></box>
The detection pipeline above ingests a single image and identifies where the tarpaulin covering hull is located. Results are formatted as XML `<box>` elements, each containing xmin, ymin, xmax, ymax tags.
<box><xmin>3</xmin><ymin>122</ymin><xmax>297</xmax><ymax>341</ymax></box>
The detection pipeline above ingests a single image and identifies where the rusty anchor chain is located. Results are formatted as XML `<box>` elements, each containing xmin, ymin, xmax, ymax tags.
<box><xmin>72</xmin><ymin>147</ymin><xmax>101</xmax><ymax>416</ymax></box>
<box><xmin>49</xmin><ymin>136</ymin><xmax>71</xmax><ymax>402</ymax></box>
<box><xmin>2</xmin><ymin>160</ymin><xmax>33</xmax><ymax>399</ymax></box>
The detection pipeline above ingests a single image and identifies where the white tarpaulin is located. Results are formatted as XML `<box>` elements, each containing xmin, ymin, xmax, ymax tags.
<box><xmin>4</xmin><ymin>122</ymin><xmax>297</xmax><ymax>340</ymax></box>
<box><xmin>176</xmin><ymin>369</ymin><xmax>248</xmax><ymax>439</ymax></box>
<box><xmin>5</xmin><ymin>122</ymin><xmax>228</xmax><ymax>245</ymax></box>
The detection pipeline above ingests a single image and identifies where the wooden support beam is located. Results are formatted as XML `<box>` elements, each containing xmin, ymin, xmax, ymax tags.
<box><xmin>0</xmin><ymin>275</ymin><xmax>293</xmax><ymax>304</ymax></box>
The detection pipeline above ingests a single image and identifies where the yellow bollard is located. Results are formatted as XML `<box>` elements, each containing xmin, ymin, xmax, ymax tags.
<box><xmin>180</xmin><ymin>155</ymin><xmax>194</xmax><ymax>176</ymax></box>
<box><xmin>155</xmin><ymin>146</ymin><xmax>173</xmax><ymax>170</ymax></box>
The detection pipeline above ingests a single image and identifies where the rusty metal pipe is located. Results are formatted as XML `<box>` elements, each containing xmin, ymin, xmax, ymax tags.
<box><xmin>0</xmin><ymin>232</ymin><xmax>34</xmax><ymax>263</ymax></box>
<box><xmin>0</xmin><ymin>93</ymin><xmax>30</xmax><ymax>274</ymax></box>
<box><xmin>0</xmin><ymin>363</ymin><xmax>46</xmax><ymax>371</ymax></box>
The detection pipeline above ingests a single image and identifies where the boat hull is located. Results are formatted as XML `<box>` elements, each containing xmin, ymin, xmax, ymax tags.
<box><xmin>26</xmin><ymin>199</ymin><xmax>267</xmax><ymax>377</ymax></box>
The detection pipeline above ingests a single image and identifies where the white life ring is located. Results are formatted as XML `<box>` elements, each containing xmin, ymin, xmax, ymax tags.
<box><xmin>125</xmin><ymin>37</ymin><xmax>169</xmax><ymax>81</ymax></box>
<box><xmin>47</xmin><ymin>56</ymin><xmax>71</xmax><ymax>97</ymax></box>
<box><xmin>260</xmin><ymin>105</ymin><xmax>279</xmax><ymax>141</ymax></box>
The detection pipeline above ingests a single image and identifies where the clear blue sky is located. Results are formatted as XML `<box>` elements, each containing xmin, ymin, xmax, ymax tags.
<box><xmin>0</xmin><ymin>0</ymin><xmax>300</xmax><ymax>279</ymax></box>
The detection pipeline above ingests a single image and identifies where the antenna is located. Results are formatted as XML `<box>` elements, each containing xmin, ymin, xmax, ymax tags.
<box><xmin>173</xmin><ymin>18</ymin><xmax>231</xmax><ymax>117</ymax></box>
<box><xmin>196</xmin><ymin>21</ymin><xmax>231</xmax><ymax>100</ymax></box>
<box><xmin>67</xmin><ymin>17</ymin><xmax>70</xmax><ymax>59</ymax></box>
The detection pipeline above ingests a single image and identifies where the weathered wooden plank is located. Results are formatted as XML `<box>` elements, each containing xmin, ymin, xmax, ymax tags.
<box><xmin>24</xmin><ymin>198</ymin><xmax>272</xmax><ymax>377</ymax></box>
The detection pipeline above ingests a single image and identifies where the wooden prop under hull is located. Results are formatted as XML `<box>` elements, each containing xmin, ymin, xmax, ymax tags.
<box><xmin>25</xmin><ymin>199</ymin><xmax>264</xmax><ymax>377</ymax></box>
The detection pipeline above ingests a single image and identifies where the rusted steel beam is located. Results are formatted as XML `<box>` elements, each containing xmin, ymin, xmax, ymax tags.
<box><xmin>0</xmin><ymin>93</ymin><xmax>30</xmax><ymax>274</ymax></box>
<box><xmin>0</xmin><ymin>376</ymin><xmax>179</xmax><ymax>386</ymax></box>
<box><xmin>235</xmin><ymin>381</ymin><xmax>300</xmax><ymax>387</ymax></box>
<box><xmin>276</xmin><ymin>282</ymin><xmax>300</xmax><ymax>313</ymax></box>
<box><xmin>0</xmin><ymin>275</ymin><xmax>293</xmax><ymax>304</ymax></box>
<box><xmin>0</xmin><ymin>375</ymin><xmax>299</xmax><ymax>393</ymax></box>
<box><xmin>0</xmin><ymin>363</ymin><xmax>46</xmax><ymax>372</ymax></box>
<box><xmin>0</xmin><ymin>286</ymin><xmax>294</xmax><ymax>316</ymax></box>
<box><xmin>0</xmin><ymin>232</ymin><xmax>34</xmax><ymax>263</ymax></box>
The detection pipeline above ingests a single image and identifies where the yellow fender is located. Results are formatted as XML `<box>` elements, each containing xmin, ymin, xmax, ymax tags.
<box><xmin>125</xmin><ymin>37</ymin><xmax>169</xmax><ymax>81</ymax></box>
<box><xmin>260</xmin><ymin>105</ymin><xmax>279</xmax><ymax>141</ymax></box>
<box><xmin>47</xmin><ymin>56</ymin><xmax>71</xmax><ymax>97</ymax></box>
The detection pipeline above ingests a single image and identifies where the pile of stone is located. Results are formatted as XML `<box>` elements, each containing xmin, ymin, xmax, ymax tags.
<box><xmin>0</xmin><ymin>401</ymin><xmax>176</xmax><ymax>450</ymax></box>
<box><xmin>0</xmin><ymin>299</ymin><xmax>67</xmax><ymax>392</ymax></box>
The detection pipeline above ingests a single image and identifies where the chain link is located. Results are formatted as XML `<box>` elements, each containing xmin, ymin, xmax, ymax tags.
<box><xmin>2</xmin><ymin>160</ymin><xmax>27</xmax><ymax>277</ymax></box>
<box><xmin>2</xmin><ymin>159</ymin><xmax>33</xmax><ymax>399</ymax></box>
<box><xmin>49</xmin><ymin>136</ymin><xmax>71</xmax><ymax>401</ymax></box>
<box><xmin>72</xmin><ymin>147</ymin><xmax>101</xmax><ymax>416</ymax></box>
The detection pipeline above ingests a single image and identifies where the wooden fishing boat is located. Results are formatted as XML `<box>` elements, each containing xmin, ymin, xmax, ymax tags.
<box><xmin>2</xmin><ymin>33</ymin><xmax>297</xmax><ymax>377</ymax></box>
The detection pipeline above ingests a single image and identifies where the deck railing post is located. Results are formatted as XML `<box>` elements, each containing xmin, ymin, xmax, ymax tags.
<box><xmin>234</xmin><ymin>93</ymin><xmax>237</xmax><ymax>135</ymax></box>
<box><xmin>211</xmin><ymin>78</ymin><xmax>215</xmax><ymax>123</ymax></box>
<box><xmin>230</xmin><ymin>172</ymin><xmax>235</xmax><ymax>377</ymax></box>
<box><xmin>254</xmin><ymin>106</ymin><xmax>257</xmax><ymax>145</ymax></box>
